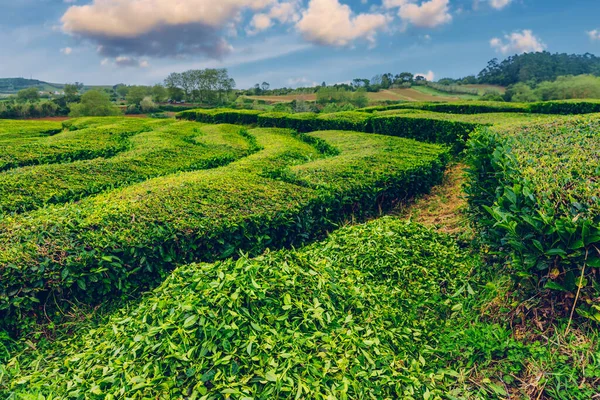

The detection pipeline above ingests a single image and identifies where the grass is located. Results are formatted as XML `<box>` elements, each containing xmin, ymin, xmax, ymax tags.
<box><xmin>410</xmin><ymin>85</ymin><xmax>480</xmax><ymax>100</ymax></box>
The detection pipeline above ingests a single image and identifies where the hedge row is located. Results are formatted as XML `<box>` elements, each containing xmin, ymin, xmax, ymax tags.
<box><xmin>177</xmin><ymin>108</ymin><xmax>264</xmax><ymax>124</ymax></box>
<box><xmin>359</xmin><ymin>99</ymin><xmax>600</xmax><ymax>115</ymax></box>
<box><xmin>465</xmin><ymin>116</ymin><xmax>600</xmax><ymax>301</ymax></box>
<box><xmin>179</xmin><ymin>109</ymin><xmax>486</xmax><ymax>150</ymax></box>
<box><xmin>0</xmin><ymin>120</ymin><xmax>62</xmax><ymax>142</ymax></box>
<box><xmin>360</xmin><ymin>101</ymin><xmax>530</xmax><ymax>114</ymax></box>
<box><xmin>5</xmin><ymin>218</ymin><xmax>479</xmax><ymax>398</ymax></box>
<box><xmin>0</xmin><ymin>127</ymin><xmax>449</xmax><ymax>332</ymax></box>
<box><xmin>0</xmin><ymin>118</ymin><xmax>155</xmax><ymax>172</ymax></box>
<box><xmin>0</xmin><ymin>121</ymin><xmax>257</xmax><ymax>215</ymax></box>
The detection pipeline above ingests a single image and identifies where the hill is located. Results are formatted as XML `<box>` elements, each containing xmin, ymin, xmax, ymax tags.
<box><xmin>0</xmin><ymin>78</ymin><xmax>64</xmax><ymax>94</ymax></box>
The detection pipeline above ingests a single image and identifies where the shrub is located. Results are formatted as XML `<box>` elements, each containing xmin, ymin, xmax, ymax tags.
<box><xmin>5</xmin><ymin>218</ymin><xmax>479</xmax><ymax>398</ymax></box>
<box><xmin>465</xmin><ymin>116</ymin><xmax>600</xmax><ymax>301</ymax></box>
<box><xmin>529</xmin><ymin>99</ymin><xmax>600</xmax><ymax>115</ymax></box>
<box><xmin>0</xmin><ymin>121</ymin><xmax>256</xmax><ymax>215</ymax></box>
<box><xmin>0</xmin><ymin>126</ymin><xmax>448</xmax><ymax>332</ymax></box>
<box><xmin>69</xmin><ymin>90</ymin><xmax>122</xmax><ymax>117</ymax></box>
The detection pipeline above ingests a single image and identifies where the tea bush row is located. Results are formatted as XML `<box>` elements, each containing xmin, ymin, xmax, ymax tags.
<box><xmin>465</xmin><ymin>116</ymin><xmax>600</xmax><ymax>302</ymax></box>
<box><xmin>0</xmin><ymin>121</ymin><xmax>257</xmax><ymax>215</ymax></box>
<box><xmin>0</xmin><ymin>127</ymin><xmax>449</xmax><ymax>332</ymax></box>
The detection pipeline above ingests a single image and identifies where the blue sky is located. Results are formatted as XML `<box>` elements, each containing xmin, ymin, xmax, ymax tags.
<box><xmin>0</xmin><ymin>0</ymin><xmax>599</xmax><ymax>88</ymax></box>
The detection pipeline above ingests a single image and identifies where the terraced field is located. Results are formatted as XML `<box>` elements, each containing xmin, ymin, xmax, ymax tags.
<box><xmin>1</xmin><ymin>104</ymin><xmax>600</xmax><ymax>398</ymax></box>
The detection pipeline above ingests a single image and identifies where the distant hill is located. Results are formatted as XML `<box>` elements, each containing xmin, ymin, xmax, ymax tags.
<box><xmin>477</xmin><ymin>52</ymin><xmax>600</xmax><ymax>86</ymax></box>
<box><xmin>0</xmin><ymin>78</ymin><xmax>65</xmax><ymax>94</ymax></box>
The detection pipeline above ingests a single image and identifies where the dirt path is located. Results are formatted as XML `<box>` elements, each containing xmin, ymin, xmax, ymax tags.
<box><xmin>396</xmin><ymin>163</ymin><xmax>469</xmax><ymax>235</ymax></box>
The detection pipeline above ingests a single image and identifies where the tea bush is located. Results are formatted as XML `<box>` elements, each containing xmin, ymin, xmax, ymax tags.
<box><xmin>0</xmin><ymin>118</ymin><xmax>154</xmax><ymax>172</ymax></box>
<box><xmin>3</xmin><ymin>218</ymin><xmax>481</xmax><ymax>399</ymax></box>
<box><xmin>0</xmin><ymin>127</ymin><xmax>448</xmax><ymax>331</ymax></box>
<box><xmin>465</xmin><ymin>116</ymin><xmax>600</xmax><ymax>300</ymax></box>
<box><xmin>0</xmin><ymin>121</ymin><xmax>256</xmax><ymax>214</ymax></box>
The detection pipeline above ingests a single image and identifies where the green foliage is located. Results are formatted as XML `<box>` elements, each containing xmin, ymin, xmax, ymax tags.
<box><xmin>477</xmin><ymin>52</ymin><xmax>600</xmax><ymax>86</ymax></box>
<box><xmin>0</xmin><ymin>123</ymin><xmax>448</xmax><ymax>332</ymax></box>
<box><xmin>465</xmin><ymin>116</ymin><xmax>600</xmax><ymax>298</ymax></box>
<box><xmin>360</xmin><ymin>101</ymin><xmax>530</xmax><ymax>114</ymax></box>
<box><xmin>16</xmin><ymin>87</ymin><xmax>40</xmax><ymax>103</ymax></box>
<box><xmin>4</xmin><ymin>218</ymin><xmax>480</xmax><ymax>398</ymax></box>
<box><xmin>178</xmin><ymin>108</ymin><xmax>264</xmax><ymax>124</ymax></box>
<box><xmin>529</xmin><ymin>99</ymin><xmax>600</xmax><ymax>114</ymax></box>
<box><xmin>69</xmin><ymin>91</ymin><xmax>122</xmax><ymax>117</ymax></box>
<box><xmin>0</xmin><ymin>120</ymin><xmax>255</xmax><ymax>215</ymax></box>
<box><xmin>0</xmin><ymin>118</ymin><xmax>144</xmax><ymax>172</ymax></box>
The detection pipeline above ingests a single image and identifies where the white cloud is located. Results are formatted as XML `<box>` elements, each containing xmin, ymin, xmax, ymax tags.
<box><xmin>296</xmin><ymin>0</ymin><xmax>389</xmax><ymax>46</ymax></box>
<box><xmin>61</xmin><ymin>0</ymin><xmax>277</xmax><ymax>59</ymax></box>
<box><xmin>490</xmin><ymin>29</ymin><xmax>546</xmax><ymax>54</ymax></box>
<box><xmin>489</xmin><ymin>0</ymin><xmax>511</xmax><ymax>10</ymax></box>
<box><xmin>384</xmin><ymin>0</ymin><xmax>451</xmax><ymax>28</ymax></box>
<box><xmin>247</xmin><ymin>0</ymin><xmax>301</xmax><ymax>35</ymax></box>
<box><xmin>587</xmin><ymin>29</ymin><xmax>600</xmax><ymax>41</ymax></box>
<box><xmin>414</xmin><ymin>70</ymin><xmax>434</xmax><ymax>81</ymax></box>
<box><xmin>397</xmin><ymin>0</ymin><xmax>452</xmax><ymax>28</ymax></box>
<box><xmin>60</xmin><ymin>47</ymin><xmax>73</xmax><ymax>55</ymax></box>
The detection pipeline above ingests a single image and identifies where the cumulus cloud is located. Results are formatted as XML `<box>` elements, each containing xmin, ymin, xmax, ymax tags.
<box><xmin>587</xmin><ymin>29</ymin><xmax>600</xmax><ymax>41</ymax></box>
<box><xmin>490</xmin><ymin>30</ymin><xmax>546</xmax><ymax>54</ymax></box>
<box><xmin>489</xmin><ymin>0</ymin><xmax>511</xmax><ymax>9</ymax></box>
<box><xmin>398</xmin><ymin>0</ymin><xmax>451</xmax><ymax>28</ymax></box>
<box><xmin>296</xmin><ymin>0</ymin><xmax>389</xmax><ymax>46</ymax></box>
<box><xmin>61</xmin><ymin>0</ymin><xmax>276</xmax><ymax>59</ymax></box>
<box><xmin>384</xmin><ymin>0</ymin><xmax>452</xmax><ymax>28</ymax></box>
<box><xmin>248</xmin><ymin>0</ymin><xmax>301</xmax><ymax>35</ymax></box>
<box><xmin>414</xmin><ymin>70</ymin><xmax>435</xmax><ymax>81</ymax></box>
<box><xmin>60</xmin><ymin>47</ymin><xmax>73</xmax><ymax>55</ymax></box>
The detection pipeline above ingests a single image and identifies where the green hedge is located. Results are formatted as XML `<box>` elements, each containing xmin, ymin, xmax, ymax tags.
<box><xmin>528</xmin><ymin>99</ymin><xmax>600</xmax><ymax>115</ymax></box>
<box><xmin>0</xmin><ymin>120</ymin><xmax>62</xmax><ymax>142</ymax></box>
<box><xmin>371</xmin><ymin>115</ymin><xmax>482</xmax><ymax>153</ymax></box>
<box><xmin>5</xmin><ymin>218</ymin><xmax>479</xmax><ymax>398</ymax></box>
<box><xmin>361</xmin><ymin>100</ymin><xmax>600</xmax><ymax>115</ymax></box>
<box><xmin>465</xmin><ymin>116</ymin><xmax>600</xmax><ymax>300</ymax></box>
<box><xmin>0</xmin><ymin>118</ymin><xmax>153</xmax><ymax>172</ymax></box>
<box><xmin>0</xmin><ymin>127</ymin><xmax>448</xmax><ymax>332</ymax></box>
<box><xmin>0</xmin><ymin>121</ymin><xmax>256</xmax><ymax>215</ymax></box>
<box><xmin>360</xmin><ymin>101</ymin><xmax>530</xmax><ymax>114</ymax></box>
<box><xmin>178</xmin><ymin>108</ymin><xmax>263</xmax><ymax>124</ymax></box>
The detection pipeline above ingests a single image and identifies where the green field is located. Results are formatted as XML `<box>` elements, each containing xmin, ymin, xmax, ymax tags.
<box><xmin>1</xmin><ymin>105</ymin><xmax>600</xmax><ymax>398</ymax></box>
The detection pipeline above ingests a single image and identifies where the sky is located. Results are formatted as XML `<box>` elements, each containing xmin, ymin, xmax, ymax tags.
<box><xmin>1</xmin><ymin>0</ymin><xmax>599</xmax><ymax>88</ymax></box>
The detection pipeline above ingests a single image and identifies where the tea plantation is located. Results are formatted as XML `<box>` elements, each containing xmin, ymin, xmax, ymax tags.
<box><xmin>1</xmin><ymin>104</ymin><xmax>599</xmax><ymax>398</ymax></box>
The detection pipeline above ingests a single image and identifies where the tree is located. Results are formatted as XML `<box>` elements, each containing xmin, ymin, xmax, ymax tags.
<box><xmin>64</xmin><ymin>84</ymin><xmax>80</xmax><ymax>102</ymax></box>
<box><xmin>140</xmin><ymin>96</ymin><xmax>158</xmax><ymax>112</ymax></box>
<box><xmin>16</xmin><ymin>87</ymin><xmax>40</xmax><ymax>102</ymax></box>
<box><xmin>151</xmin><ymin>85</ymin><xmax>167</xmax><ymax>103</ymax></box>
<box><xmin>115</xmin><ymin>84</ymin><xmax>129</xmax><ymax>99</ymax></box>
<box><xmin>352</xmin><ymin>88</ymin><xmax>368</xmax><ymax>108</ymax></box>
<box><xmin>126</xmin><ymin>86</ymin><xmax>150</xmax><ymax>105</ymax></box>
<box><xmin>261</xmin><ymin>82</ymin><xmax>270</xmax><ymax>91</ymax></box>
<box><xmin>395</xmin><ymin>72</ymin><xmax>414</xmax><ymax>85</ymax></box>
<box><xmin>69</xmin><ymin>90</ymin><xmax>121</xmax><ymax>117</ymax></box>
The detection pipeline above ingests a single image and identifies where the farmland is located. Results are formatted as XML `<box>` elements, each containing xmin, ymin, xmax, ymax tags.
<box><xmin>1</xmin><ymin>102</ymin><xmax>600</xmax><ymax>399</ymax></box>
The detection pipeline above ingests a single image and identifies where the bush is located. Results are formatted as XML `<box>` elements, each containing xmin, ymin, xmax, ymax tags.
<box><xmin>465</xmin><ymin>116</ymin><xmax>600</xmax><ymax>301</ymax></box>
<box><xmin>0</xmin><ymin>125</ymin><xmax>448</xmax><ymax>332</ymax></box>
<box><xmin>5</xmin><ymin>218</ymin><xmax>479</xmax><ymax>398</ymax></box>
<box><xmin>178</xmin><ymin>108</ymin><xmax>263</xmax><ymax>124</ymax></box>
<box><xmin>0</xmin><ymin>118</ymin><xmax>144</xmax><ymax>172</ymax></box>
<box><xmin>0</xmin><ymin>120</ymin><xmax>255</xmax><ymax>214</ymax></box>
<box><xmin>359</xmin><ymin>101</ymin><xmax>530</xmax><ymax>114</ymax></box>
<box><xmin>69</xmin><ymin>91</ymin><xmax>122</xmax><ymax>117</ymax></box>
<box><xmin>529</xmin><ymin>99</ymin><xmax>600</xmax><ymax>114</ymax></box>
